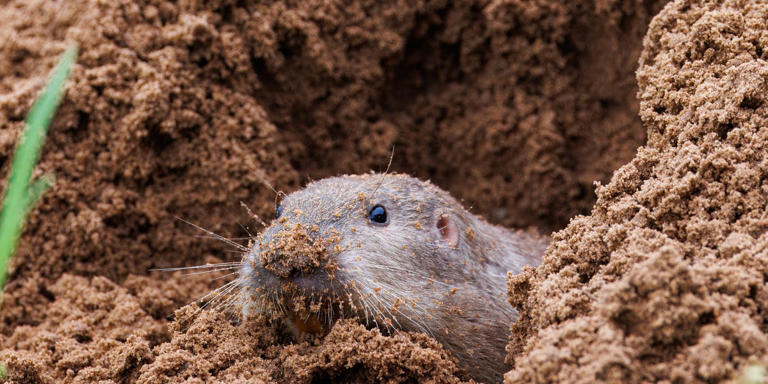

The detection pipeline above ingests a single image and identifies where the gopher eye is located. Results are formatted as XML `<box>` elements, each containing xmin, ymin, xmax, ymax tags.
<box><xmin>368</xmin><ymin>205</ymin><xmax>389</xmax><ymax>226</ymax></box>
<box><xmin>275</xmin><ymin>204</ymin><xmax>283</xmax><ymax>219</ymax></box>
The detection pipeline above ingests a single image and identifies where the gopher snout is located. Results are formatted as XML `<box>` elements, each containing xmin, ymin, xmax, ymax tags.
<box><xmin>260</xmin><ymin>249</ymin><xmax>319</xmax><ymax>278</ymax></box>
<box><xmin>257</xmin><ymin>223</ymin><xmax>334</xmax><ymax>279</ymax></box>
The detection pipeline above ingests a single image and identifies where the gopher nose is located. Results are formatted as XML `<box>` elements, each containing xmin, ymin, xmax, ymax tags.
<box><xmin>260</xmin><ymin>250</ymin><xmax>318</xmax><ymax>278</ymax></box>
<box><xmin>258</xmin><ymin>225</ymin><xmax>329</xmax><ymax>279</ymax></box>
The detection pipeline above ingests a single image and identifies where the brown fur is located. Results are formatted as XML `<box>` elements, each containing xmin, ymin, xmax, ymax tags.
<box><xmin>238</xmin><ymin>173</ymin><xmax>547</xmax><ymax>383</ymax></box>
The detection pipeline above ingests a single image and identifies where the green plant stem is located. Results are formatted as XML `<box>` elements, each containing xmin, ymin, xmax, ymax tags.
<box><xmin>0</xmin><ymin>45</ymin><xmax>77</xmax><ymax>291</ymax></box>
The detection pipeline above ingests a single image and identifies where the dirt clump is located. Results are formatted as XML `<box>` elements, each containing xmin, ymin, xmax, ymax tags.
<box><xmin>258</xmin><ymin>222</ymin><xmax>335</xmax><ymax>278</ymax></box>
<box><xmin>507</xmin><ymin>1</ymin><xmax>768</xmax><ymax>382</ymax></box>
<box><xmin>139</xmin><ymin>312</ymin><xmax>467</xmax><ymax>383</ymax></box>
<box><xmin>0</xmin><ymin>279</ymin><xmax>469</xmax><ymax>384</ymax></box>
<box><xmin>0</xmin><ymin>274</ymin><xmax>166</xmax><ymax>383</ymax></box>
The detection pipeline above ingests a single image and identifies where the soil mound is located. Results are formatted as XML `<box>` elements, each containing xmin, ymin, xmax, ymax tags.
<box><xmin>0</xmin><ymin>0</ymin><xmax>666</xmax><ymax>382</ymax></box>
<box><xmin>507</xmin><ymin>1</ymin><xmax>768</xmax><ymax>382</ymax></box>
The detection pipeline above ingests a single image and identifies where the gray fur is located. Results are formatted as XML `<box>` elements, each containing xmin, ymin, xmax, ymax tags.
<box><xmin>239</xmin><ymin>173</ymin><xmax>547</xmax><ymax>383</ymax></box>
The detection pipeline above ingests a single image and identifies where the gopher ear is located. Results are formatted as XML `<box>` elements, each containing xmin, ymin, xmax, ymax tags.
<box><xmin>437</xmin><ymin>214</ymin><xmax>459</xmax><ymax>248</ymax></box>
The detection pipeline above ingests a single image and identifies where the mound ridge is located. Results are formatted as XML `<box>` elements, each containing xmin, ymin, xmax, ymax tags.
<box><xmin>507</xmin><ymin>1</ymin><xmax>768</xmax><ymax>382</ymax></box>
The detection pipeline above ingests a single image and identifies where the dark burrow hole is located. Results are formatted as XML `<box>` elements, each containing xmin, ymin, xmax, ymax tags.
<box><xmin>716</xmin><ymin>122</ymin><xmax>735</xmax><ymax>140</ymax></box>
<box><xmin>698</xmin><ymin>311</ymin><xmax>715</xmax><ymax>325</ymax></box>
<box><xmin>739</xmin><ymin>96</ymin><xmax>761</xmax><ymax>110</ymax></box>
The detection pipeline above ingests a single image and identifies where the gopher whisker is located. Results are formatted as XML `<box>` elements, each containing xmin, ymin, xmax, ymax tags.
<box><xmin>176</xmin><ymin>217</ymin><xmax>248</xmax><ymax>251</ymax></box>
<box><xmin>202</xmin><ymin>280</ymin><xmax>242</xmax><ymax>311</ymax></box>
<box><xmin>210</xmin><ymin>271</ymin><xmax>242</xmax><ymax>281</ymax></box>
<box><xmin>150</xmin><ymin>262</ymin><xmax>242</xmax><ymax>272</ymax></box>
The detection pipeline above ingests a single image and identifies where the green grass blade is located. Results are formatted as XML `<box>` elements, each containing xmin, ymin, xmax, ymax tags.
<box><xmin>23</xmin><ymin>174</ymin><xmax>54</xmax><ymax>213</ymax></box>
<box><xmin>0</xmin><ymin>45</ymin><xmax>77</xmax><ymax>290</ymax></box>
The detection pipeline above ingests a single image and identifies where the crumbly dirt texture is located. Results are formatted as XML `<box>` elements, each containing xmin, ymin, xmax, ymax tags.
<box><xmin>507</xmin><ymin>0</ymin><xmax>768</xmax><ymax>382</ymax></box>
<box><xmin>259</xmin><ymin>221</ymin><xmax>335</xmax><ymax>278</ymax></box>
<box><xmin>0</xmin><ymin>0</ymin><xmax>678</xmax><ymax>382</ymax></box>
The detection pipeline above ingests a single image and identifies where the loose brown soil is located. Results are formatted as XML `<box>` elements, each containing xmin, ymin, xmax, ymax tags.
<box><xmin>9</xmin><ymin>0</ymin><xmax>766</xmax><ymax>383</ymax></box>
<box><xmin>507</xmin><ymin>1</ymin><xmax>768</xmax><ymax>382</ymax></box>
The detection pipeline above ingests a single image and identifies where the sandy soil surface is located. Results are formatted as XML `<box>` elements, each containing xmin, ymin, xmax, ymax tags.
<box><xmin>508</xmin><ymin>1</ymin><xmax>768</xmax><ymax>382</ymax></box>
<box><xmin>3</xmin><ymin>0</ymin><xmax>763</xmax><ymax>383</ymax></box>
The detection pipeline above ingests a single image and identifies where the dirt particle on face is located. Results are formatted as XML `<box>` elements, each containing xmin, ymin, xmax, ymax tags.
<box><xmin>259</xmin><ymin>223</ymin><xmax>333</xmax><ymax>278</ymax></box>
